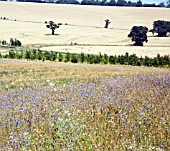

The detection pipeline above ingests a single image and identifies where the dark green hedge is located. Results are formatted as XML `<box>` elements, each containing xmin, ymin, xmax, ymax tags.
<box><xmin>1</xmin><ymin>49</ymin><xmax>170</xmax><ymax>68</ymax></box>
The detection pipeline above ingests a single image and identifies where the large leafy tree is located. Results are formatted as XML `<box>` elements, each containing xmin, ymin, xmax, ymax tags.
<box><xmin>150</xmin><ymin>20</ymin><xmax>170</xmax><ymax>37</ymax></box>
<box><xmin>128</xmin><ymin>26</ymin><xmax>148</xmax><ymax>46</ymax></box>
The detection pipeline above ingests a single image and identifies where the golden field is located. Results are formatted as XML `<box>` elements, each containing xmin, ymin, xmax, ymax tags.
<box><xmin>0</xmin><ymin>1</ymin><xmax>170</xmax><ymax>57</ymax></box>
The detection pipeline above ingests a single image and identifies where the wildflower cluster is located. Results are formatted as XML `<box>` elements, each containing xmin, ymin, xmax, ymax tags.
<box><xmin>0</xmin><ymin>71</ymin><xmax>169</xmax><ymax>150</ymax></box>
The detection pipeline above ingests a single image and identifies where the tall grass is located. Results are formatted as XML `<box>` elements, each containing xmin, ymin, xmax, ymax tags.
<box><xmin>0</xmin><ymin>60</ymin><xmax>169</xmax><ymax>150</ymax></box>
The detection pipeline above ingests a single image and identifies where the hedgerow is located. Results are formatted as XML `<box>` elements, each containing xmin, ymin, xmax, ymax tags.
<box><xmin>1</xmin><ymin>49</ymin><xmax>170</xmax><ymax>67</ymax></box>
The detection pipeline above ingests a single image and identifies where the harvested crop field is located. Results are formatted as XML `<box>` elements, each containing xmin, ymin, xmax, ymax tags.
<box><xmin>0</xmin><ymin>2</ymin><xmax>170</xmax><ymax>57</ymax></box>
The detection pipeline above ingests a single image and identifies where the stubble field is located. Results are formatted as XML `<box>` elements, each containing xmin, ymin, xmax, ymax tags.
<box><xmin>0</xmin><ymin>1</ymin><xmax>170</xmax><ymax>57</ymax></box>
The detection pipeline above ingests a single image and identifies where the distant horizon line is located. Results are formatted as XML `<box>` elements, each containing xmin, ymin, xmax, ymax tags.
<box><xmin>4</xmin><ymin>0</ymin><xmax>167</xmax><ymax>4</ymax></box>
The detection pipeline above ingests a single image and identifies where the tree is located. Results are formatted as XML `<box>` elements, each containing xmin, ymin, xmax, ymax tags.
<box><xmin>116</xmin><ymin>0</ymin><xmax>127</xmax><ymax>6</ymax></box>
<box><xmin>104</xmin><ymin>19</ymin><xmax>111</xmax><ymax>28</ymax></box>
<box><xmin>10</xmin><ymin>38</ymin><xmax>15</xmax><ymax>46</ymax></box>
<box><xmin>150</xmin><ymin>20</ymin><xmax>170</xmax><ymax>37</ymax></box>
<box><xmin>127</xmin><ymin>1</ymin><xmax>136</xmax><ymax>7</ymax></box>
<box><xmin>158</xmin><ymin>2</ymin><xmax>165</xmax><ymax>7</ymax></box>
<box><xmin>128</xmin><ymin>26</ymin><xmax>148</xmax><ymax>46</ymax></box>
<box><xmin>56</xmin><ymin>0</ymin><xmax>79</xmax><ymax>4</ymax></box>
<box><xmin>45</xmin><ymin>21</ymin><xmax>60</xmax><ymax>35</ymax></box>
<box><xmin>108</xmin><ymin>0</ymin><xmax>116</xmax><ymax>6</ymax></box>
<box><xmin>14</xmin><ymin>39</ymin><xmax>22</xmax><ymax>46</ymax></box>
<box><xmin>167</xmin><ymin>0</ymin><xmax>170</xmax><ymax>7</ymax></box>
<box><xmin>136</xmin><ymin>0</ymin><xmax>142</xmax><ymax>7</ymax></box>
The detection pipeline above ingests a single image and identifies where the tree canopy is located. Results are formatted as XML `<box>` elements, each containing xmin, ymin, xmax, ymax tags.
<box><xmin>128</xmin><ymin>26</ymin><xmax>148</xmax><ymax>46</ymax></box>
<box><xmin>150</xmin><ymin>20</ymin><xmax>170</xmax><ymax>37</ymax></box>
<box><xmin>17</xmin><ymin>0</ymin><xmax>168</xmax><ymax>7</ymax></box>
<box><xmin>45</xmin><ymin>21</ymin><xmax>60</xmax><ymax>35</ymax></box>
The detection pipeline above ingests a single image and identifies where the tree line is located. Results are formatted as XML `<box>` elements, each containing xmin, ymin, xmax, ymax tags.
<box><xmin>15</xmin><ymin>0</ymin><xmax>170</xmax><ymax>8</ymax></box>
<box><xmin>128</xmin><ymin>20</ymin><xmax>170</xmax><ymax>46</ymax></box>
<box><xmin>0</xmin><ymin>38</ymin><xmax>22</xmax><ymax>47</ymax></box>
<box><xmin>0</xmin><ymin>49</ymin><xmax>169</xmax><ymax>67</ymax></box>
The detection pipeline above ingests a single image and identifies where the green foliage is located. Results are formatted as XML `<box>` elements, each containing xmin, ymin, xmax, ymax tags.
<box><xmin>52</xmin><ymin>52</ymin><xmax>58</xmax><ymax>61</ymax></box>
<box><xmin>102</xmin><ymin>54</ymin><xmax>109</xmax><ymax>64</ymax></box>
<box><xmin>108</xmin><ymin>0</ymin><xmax>116</xmax><ymax>6</ymax></box>
<box><xmin>86</xmin><ymin>54</ymin><xmax>91</xmax><ymax>64</ymax></box>
<box><xmin>1</xmin><ymin>40</ymin><xmax>7</xmax><ymax>45</ymax></box>
<box><xmin>71</xmin><ymin>53</ymin><xmax>78</xmax><ymax>63</ymax></box>
<box><xmin>37</xmin><ymin>49</ymin><xmax>44</xmax><ymax>60</ymax></box>
<box><xmin>151</xmin><ymin>20</ymin><xmax>170</xmax><ymax>37</ymax></box>
<box><xmin>167</xmin><ymin>0</ymin><xmax>170</xmax><ymax>7</ymax></box>
<box><xmin>26</xmin><ymin>50</ymin><xmax>31</xmax><ymax>60</ymax></box>
<box><xmin>109</xmin><ymin>55</ymin><xmax>117</xmax><ymax>64</ymax></box>
<box><xmin>144</xmin><ymin>56</ymin><xmax>151</xmax><ymax>67</ymax></box>
<box><xmin>10</xmin><ymin>38</ymin><xmax>22</xmax><ymax>46</ymax></box>
<box><xmin>10</xmin><ymin>38</ymin><xmax>15</xmax><ymax>46</ymax></box>
<box><xmin>58</xmin><ymin>53</ymin><xmax>63</xmax><ymax>62</ymax></box>
<box><xmin>129</xmin><ymin>54</ymin><xmax>138</xmax><ymax>65</ymax></box>
<box><xmin>78</xmin><ymin>52</ymin><xmax>85</xmax><ymax>63</ymax></box>
<box><xmin>3</xmin><ymin>48</ymin><xmax>170</xmax><ymax>68</ymax></box>
<box><xmin>128</xmin><ymin>26</ymin><xmax>148</xmax><ymax>46</ymax></box>
<box><xmin>44</xmin><ymin>51</ymin><xmax>52</xmax><ymax>60</ymax></box>
<box><xmin>116</xmin><ymin>0</ymin><xmax>127</xmax><ymax>6</ymax></box>
<box><xmin>136</xmin><ymin>60</ymin><xmax>142</xmax><ymax>66</ymax></box>
<box><xmin>15</xmin><ymin>38</ymin><xmax>22</xmax><ymax>46</ymax></box>
<box><xmin>64</xmin><ymin>52</ymin><xmax>71</xmax><ymax>62</ymax></box>
<box><xmin>94</xmin><ymin>55</ymin><xmax>102</xmax><ymax>64</ymax></box>
<box><xmin>43</xmin><ymin>0</ymin><xmax>165</xmax><ymax>7</ymax></box>
<box><xmin>136</xmin><ymin>0</ymin><xmax>142</xmax><ymax>7</ymax></box>
<box><xmin>9</xmin><ymin>50</ymin><xmax>16</xmax><ymax>59</ymax></box>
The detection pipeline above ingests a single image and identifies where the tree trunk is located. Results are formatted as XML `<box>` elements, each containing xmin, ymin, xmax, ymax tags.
<box><xmin>52</xmin><ymin>29</ymin><xmax>55</xmax><ymax>35</ymax></box>
<box><xmin>134</xmin><ymin>41</ymin><xmax>143</xmax><ymax>46</ymax></box>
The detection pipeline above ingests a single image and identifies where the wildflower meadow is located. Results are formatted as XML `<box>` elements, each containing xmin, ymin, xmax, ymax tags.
<box><xmin>0</xmin><ymin>59</ymin><xmax>169</xmax><ymax>150</ymax></box>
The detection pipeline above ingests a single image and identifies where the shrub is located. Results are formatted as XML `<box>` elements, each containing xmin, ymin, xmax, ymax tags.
<box><xmin>52</xmin><ymin>52</ymin><xmax>58</xmax><ymax>61</ymax></box>
<box><xmin>86</xmin><ymin>54</ymin><xmax>92</xmax><ymax>64</ymax></box>
<box><xmin>25</xmin><ymin>50</ymin><xmax>31</xmax><ymax>60</ymax></box>
<box><xmin>71</xmin><ymin>53</ymin><xmax>78</xmax><ymax>63</ymax></box>
<box><xmin>144</xmin><ymin>56</ymin><xmax>151</xmax><ymax>67</ymax></box>
<box><xmin>65</xmin><ymin>52</ymin><xmax>71</xmax><ymax>62</ymax></box>
<box><xmin>118</xmin><ymin>55</ymin><xmax>125</xmax><ymax>65</ymax></box>
<box><xmin>58</xmin><ymin>53</ymin><xmax>63</xmax><ymax>62</ymax></box>
<box><xmin>9</xmin><ymin>50</ymin><xmax>16</xmax><ymax>59</ymax></box>
<box><xmin>94</xmin><ymin>55</ymin><xmax>102</xmax><ymax>64</ymax></box>
<box><xmin>109</xmin><ymin>55</ymin><xmax>117</xmax><ymax>64</ymax></box>
<box><xmin>78</xmin><ymin>52</ymin><xmax>85</xmax><ymax>63</ymax></box>
<box><xmin>129</xmin><ymin>54</ymin><xmax>138</xmax><ymax>66</ymax></box>
<box><xmin>136</xmin><ymin>60</ymin><xmax>142</xmax><ymax>66</ymax></box>
<box><xmin>44</xmin><ymin>51</ymin><xmax>52</xmax><ymax>60</ymax></box>
<box><xmin>102</xmin><ymin>54</ymin><xmax>108</xmax><ymax>64</ymax></box>
<box><xmin>37</xmin><ymin>49</ymin><xmax>44</xmax><ymax>60</ymax></box>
